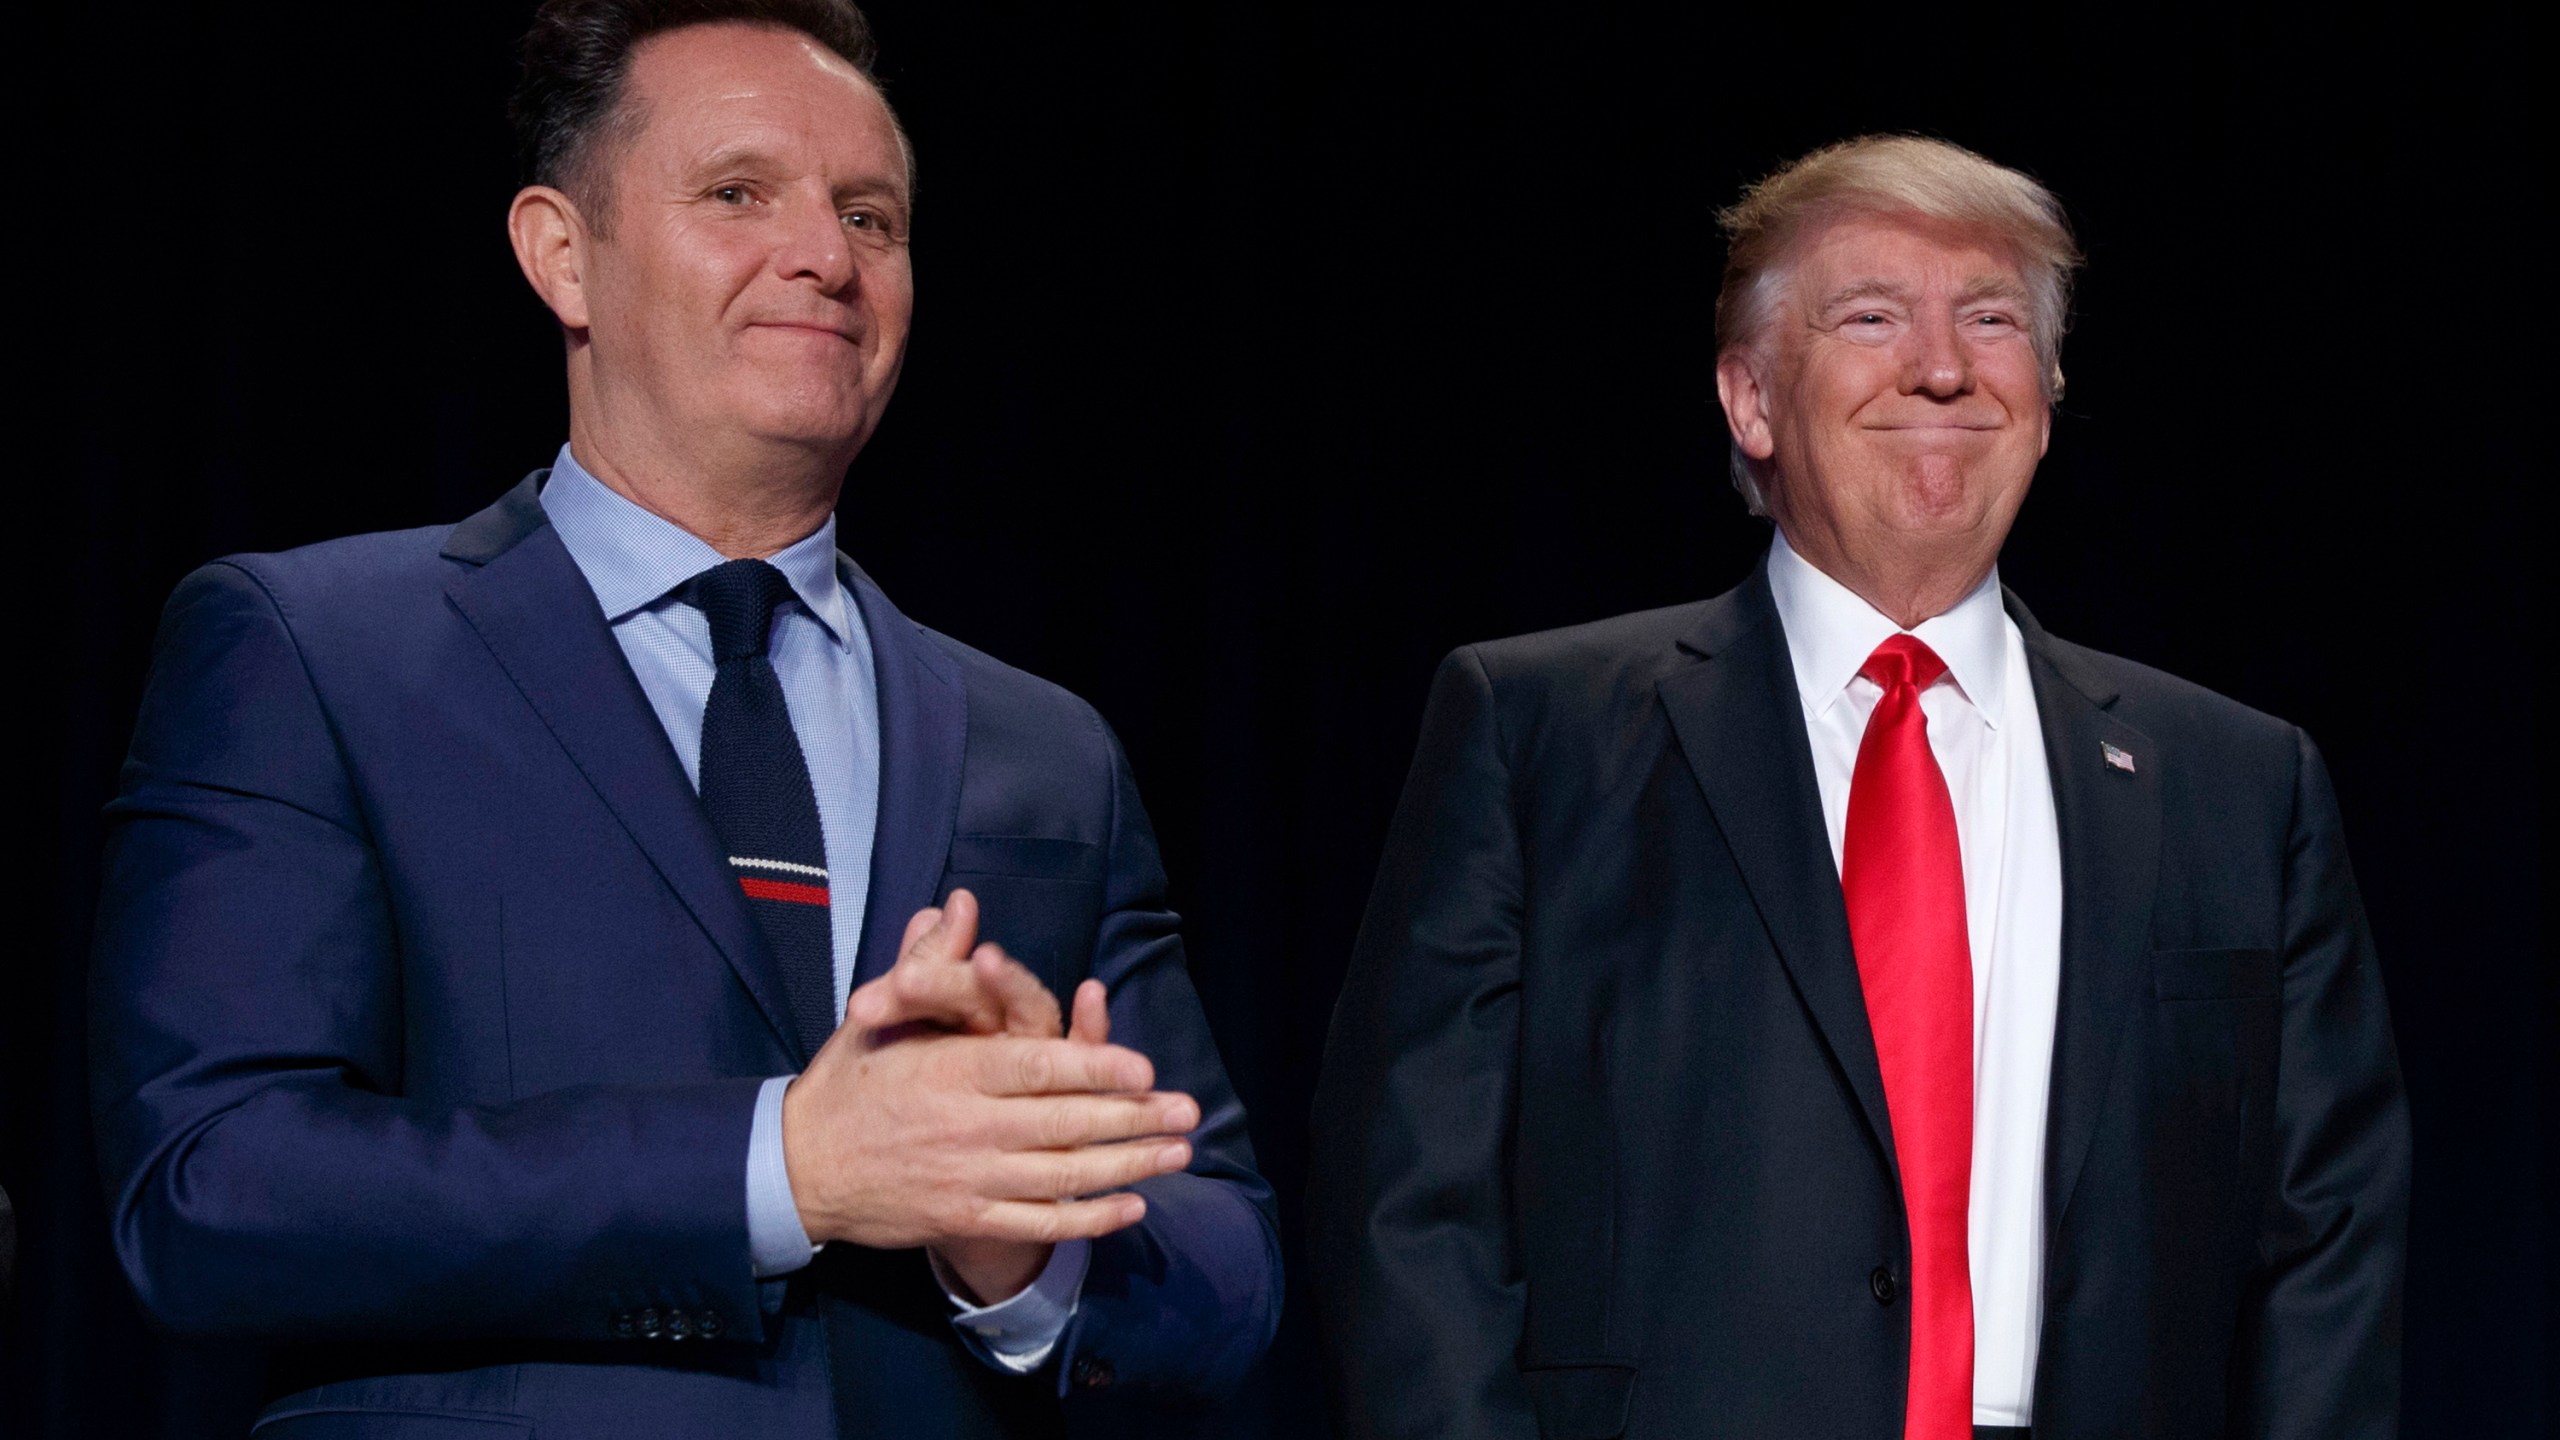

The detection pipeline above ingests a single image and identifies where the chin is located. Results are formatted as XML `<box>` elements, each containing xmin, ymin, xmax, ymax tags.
<box><xmin>1884</xmin><ymin>459</ymin><xmax>1974</xmax><ymax>523</ymax></box>
<box><xmin>735</xmin><ymin>387</ymin><xmax>876</xmax><ymax>451</ymax></box>
<box><xmin>1887</xmin><ymin>454</ymin><xmax>2029</xmax><ymax>529</ymax></box>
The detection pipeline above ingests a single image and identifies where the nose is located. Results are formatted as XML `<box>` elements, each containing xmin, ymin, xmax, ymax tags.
<box><xmin>1901</xmin><ymin>311</ymin><xmax>1972</xmax><ymax>399</ymax></box>
<box><xmin>775</xmin><ymin>188</ymin><xmax>858</xmax><ymax>295</ymax></box>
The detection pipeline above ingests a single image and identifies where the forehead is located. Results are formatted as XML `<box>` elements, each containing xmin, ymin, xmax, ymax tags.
<box><xmin>1787</xmin><ymin>211</ymin><xmax>2029</xmax><ymax>300</ymax></box>
<box><xmin>617</xmin><ymin>22</ymin><xmax>902</xmax><ymax>184</ymax></box>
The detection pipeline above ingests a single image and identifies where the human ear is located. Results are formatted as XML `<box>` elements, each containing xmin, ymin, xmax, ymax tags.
<box><xmin>1715</xmin><ymin>347</ymin><xmax>1778</xmax><ymax>462</ymax></box>
<box><xmin>506</xmin><ymin>186</ymin><xmax>594</xmax><ymax>331</ymax></box>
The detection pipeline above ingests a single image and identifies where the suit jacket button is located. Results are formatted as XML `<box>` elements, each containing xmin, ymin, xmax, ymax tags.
<box><xmin>697</xmin><ymin>1311</ymin><xmax>724</xmax><ymax>1339</ymax></box>
<box><xmin>637</xmin><ymin>1306</ymin><xmax>665</xmax><ymax>1338</ymax></box>
<box><xmin>667</xmin><ymin>1310</ymin><xmax>693</xmax><ymax>1340</ymax></box>
<box><xmin>610</xmin><ymin>1310</ymin><xmax>636</xmax><ymax>1339</ymax></box>
<box><xmin>1870</xmin><ymin>1266</ymin><xmax>1899</xmax><ymax>1306</ymax></box>
<box><xmin>1070</xmin><ymin>1356</ymin><xmax>1115</xmax><ymax>1390</ymax></box>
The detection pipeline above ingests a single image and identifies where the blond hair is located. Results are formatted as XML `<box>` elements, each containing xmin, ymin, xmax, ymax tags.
<box><xmin>1715</xmin><ymin>135</ymin><xmax>2082</xmax><ymax>512</ymax></box>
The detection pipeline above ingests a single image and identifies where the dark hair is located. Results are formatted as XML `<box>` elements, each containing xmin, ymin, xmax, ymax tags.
<box><xmin>511</xmin><ymin>0</ymin><xmax>890</xmax><ymax>222</ymax></box>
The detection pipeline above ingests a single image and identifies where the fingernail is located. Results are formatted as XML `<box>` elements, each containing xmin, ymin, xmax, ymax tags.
<box><xmin>1157</xmin><ymin>1142</ymin><xmax>1190</xmax><ymax>1168</ymax></box>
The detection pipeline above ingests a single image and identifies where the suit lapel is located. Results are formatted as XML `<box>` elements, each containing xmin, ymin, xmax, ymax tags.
<box><xmin>841</xmin><ymin>562</ymin><xmax>966</xmax><ymax>988</ymax></box>
<box><xmin>442</xmin><ymin>476</ymin><xmax>806</xmax><ymax>1064</ymax></box>
<box><xmin>1658</xmin><ymin>564</ymin><xmax>1901</xmax><ymax>1184</ymax></box>
<box><xmin>2008</xmin><ymin>593</ymin><xmax>2160</xmax><ymax>1249</ymax></box>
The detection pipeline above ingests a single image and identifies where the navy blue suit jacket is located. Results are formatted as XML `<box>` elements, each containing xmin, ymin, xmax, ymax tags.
<box><xmin>92</xmin><ymin>476</ymin><xmax>1280</xmax><ymax>1439</ymax></box>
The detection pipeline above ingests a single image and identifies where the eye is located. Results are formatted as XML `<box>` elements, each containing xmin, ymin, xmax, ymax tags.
<box><xmin>842</xmin><ymin>208</ymin><xmax>898</xmax><ymax>238</ymax></box>
<box><xmin>712</xmin><ymin>184</ymin><xmax>751</xmax><ymax>206</ymax></box>
<box><xmin>1852</xmin><ymin>312</ymin><xmax>1888</xmax><ymax>325</ymax></box>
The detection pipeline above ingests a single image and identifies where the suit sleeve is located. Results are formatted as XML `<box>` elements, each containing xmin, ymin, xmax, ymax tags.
<box><xmin>1055</xmin><ymin>724</ymin><xmax>1283</xmax><ymax>1401</ymax></box>
<box><xmin>1308</xmin><ymin>647</ymin><xmax>1537</xmax><ymax>1440</ymax></box>
<box><xmin>90</xmin><ymin>562</ymin><xmax>769</xmax><ymax>1345</ymax></box>
<box><xmin>2230</xmin><ymin>730</ymin><xmax>2411</xmax><ymax>1438</ymax></box>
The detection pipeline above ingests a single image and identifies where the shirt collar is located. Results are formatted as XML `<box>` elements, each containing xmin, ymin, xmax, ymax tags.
<box><xmin>1765</xmin><ymin>526</ymin><xmax>2009</xmax><ymax>729</ymax></box>
<box><xmin>538</xmin><ymin>443</ymin><xmax>851</xmax><ymax>649</ymax></box>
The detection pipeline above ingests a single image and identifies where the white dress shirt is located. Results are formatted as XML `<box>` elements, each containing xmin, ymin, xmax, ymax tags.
<box><xmin>1765</xmin><ymin>529</ymin><xmax>2063</xmax><ymax>1428</ymax></box>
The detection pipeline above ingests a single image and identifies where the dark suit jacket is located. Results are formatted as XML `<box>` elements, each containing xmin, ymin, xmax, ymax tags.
<box><xmin>1308</xmin><ymin>559</ymin><xmax>2407</xmax><ymax>1440</ymax></box>
<box><xmin>91</xmin><ymin>476</ymin><xmax>1280</xmax><ymax>1440</ymax></box>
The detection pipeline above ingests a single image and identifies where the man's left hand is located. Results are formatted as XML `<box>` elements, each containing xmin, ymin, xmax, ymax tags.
<box><xmin>846</xmin><ymin>890</ymin><xmax>1138</xmax><ymax>1304</ymax></box>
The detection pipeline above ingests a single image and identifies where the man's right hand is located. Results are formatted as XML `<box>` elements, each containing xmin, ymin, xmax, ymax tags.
<box><xmin>779</xmin><ymin>895</ymin><xmax>1199</xmax><ymax>1251</ymax></box>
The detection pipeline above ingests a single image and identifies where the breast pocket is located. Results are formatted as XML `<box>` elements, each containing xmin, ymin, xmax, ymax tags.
<box><xmin>1522</xmin><ymin>1362</ymin><xmax>1637</xmax><ymax>1440</ymax></box>
<box><xmin>2147</xmin><ymin>947</ymin><xmax>2282</xmax><ymax>1222</ymax></box>
<box><xmin>940</xmin><ymin>836</ymin><xmax>1106</xmax><ymax>995</ymax></box>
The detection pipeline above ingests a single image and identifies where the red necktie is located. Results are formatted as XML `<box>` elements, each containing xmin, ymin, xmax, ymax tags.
<box><xmin>1842</xmin><ymin>635</ymin><xmax>1974</xmax><ymax>1440</ymax></box>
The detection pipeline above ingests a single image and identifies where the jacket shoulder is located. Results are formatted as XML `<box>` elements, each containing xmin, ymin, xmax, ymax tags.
<box><xmin>916</xmin><ymin>623</ymin><xmax>1114</xmax><ymax>759</ymax></box>
<box><xmin>2035</xmin><ymin>629</ymin><xmax>2300</xmax><ymax>744</ymax></box>
<box><xmin>1463</xmin><ymin>598</ymin><xmax>1717</xmax><ymax>692</ymax></box>
<box><xmin>2026</xmin><ymin>625</ymin><xmax>2313</xmax><ymax>806</ymax></box>
<box><xmin>1430</xmin><ymin>598</ymin><xmax>1724</xmax><ymax>767</ymax></box>
<box><xmin>186</xmin><ymin>520</ymin><xmax>473</xmax><ymax>620</ymax></box>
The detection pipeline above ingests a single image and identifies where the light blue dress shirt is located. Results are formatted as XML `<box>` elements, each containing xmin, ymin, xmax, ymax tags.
<box><xmin>539</xmin><ymin>446</ymin><xmax>1084</xmax><ymax>1371</ymax></box>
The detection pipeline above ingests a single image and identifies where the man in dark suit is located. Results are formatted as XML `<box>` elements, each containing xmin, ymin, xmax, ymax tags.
<box><xmin>1309</xmin><ymin>135</ymin><xmax>2407</xmax><ymax>1440</ymax></box>
<box><xmin>90</xmin><ymin>2</ymin><xmax>1277</xmax><ymax>1434</ymax></box>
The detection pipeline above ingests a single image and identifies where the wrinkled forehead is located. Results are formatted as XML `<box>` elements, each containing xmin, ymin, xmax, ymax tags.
<box><xmin>624</xmin><ymin>20</ymin><xmax>879</xmax><ymax>107</ymax></box>
<box><xmin>1779</xmin><ymin>209</ymin><xmax>2035</xmax><ymax>310</ymax></box>
<box><xmin>618</xmin><ymin>22</ymin><xmax>908</xmax><ymax>190</ymax></box>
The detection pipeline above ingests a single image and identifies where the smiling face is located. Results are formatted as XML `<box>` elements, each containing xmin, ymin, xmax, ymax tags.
<box><xmin>568</xmin><ymin>21</ymin><xmax>914</xmax><ymax>467</ymax></box>
<box><xmin>1718</xmin><ymin>211</ymin><xmax>2051</xmax><ymax>600</ymax></box>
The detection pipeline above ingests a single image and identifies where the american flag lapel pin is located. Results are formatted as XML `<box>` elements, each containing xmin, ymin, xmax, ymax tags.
<box><xmin>2101</xmin><ymin>741</ymin><xmax>2137</xmax><ymax>774</ymax></box>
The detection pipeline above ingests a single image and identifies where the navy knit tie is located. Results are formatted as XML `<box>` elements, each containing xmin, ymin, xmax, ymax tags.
<box><xmin>690</xmin><ymin>559</ymin><xmax>836</xmax><ymax>1058</ymax></box>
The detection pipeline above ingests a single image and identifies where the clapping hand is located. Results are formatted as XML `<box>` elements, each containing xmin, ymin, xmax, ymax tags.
<box><xmin>779</xmin><ymin>890</ymin><xmax>1198</xmax><ymax>1302</ymax></box>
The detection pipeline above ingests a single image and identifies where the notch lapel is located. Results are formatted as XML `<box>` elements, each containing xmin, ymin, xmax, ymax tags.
<box><xmin>1658</xmin><ymin>566</ymin><xmax>1900</xmax><ymax>1184</ymax></box>
<box><xmin>442</xmin><ymin>477</ymin><xmax>806</xmax><ymax>1064</ymax></box>
<box><xmin>2008</xmin><ymin>593</ymin><xmax>2160</xmax><ymax>1250</ymax></box>
<box><xmin>841</xmin><ymin>563</ymin><xmax>967</xmax><ymax>988</ymax></box>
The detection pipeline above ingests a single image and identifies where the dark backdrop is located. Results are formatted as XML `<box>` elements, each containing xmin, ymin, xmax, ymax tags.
<box><xmin>14</xmin><ymin>2</ymin><xmax>2541</xmax><ymax>1435</ymax></box>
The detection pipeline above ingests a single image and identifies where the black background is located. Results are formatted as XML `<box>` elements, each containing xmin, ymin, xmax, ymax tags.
<box><xmin>13</xmin><ymin>2</ymin><xmax>2542</xmax><ymax>1435</ymax></box>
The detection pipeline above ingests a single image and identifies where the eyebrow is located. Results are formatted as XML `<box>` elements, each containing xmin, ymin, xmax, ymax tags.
<box><xmin>1812</xmin><ymin>275</ymin><xmax>2033</xmax><ymax>311</ymax></box>
<box><xmin>1955</xmin><ymin>275</ymin><xmax>2033</xmax><ymax>305</ymax></box>
<box><xmin>683</xmin><ymin>141</ymin><xmax>783</xmax><ymax>181</ymax></box>
<box><xmin>1814</xmin><ymin>279</ymin><xmax>1912</xmax><ymax>311</ymax></box>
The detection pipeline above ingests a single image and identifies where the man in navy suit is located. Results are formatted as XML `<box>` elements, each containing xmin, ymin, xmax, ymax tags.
<box><xmin>90</xmin><ymin>2</ymin><xmax>1278</xmax><ymax>1434</ymax></box>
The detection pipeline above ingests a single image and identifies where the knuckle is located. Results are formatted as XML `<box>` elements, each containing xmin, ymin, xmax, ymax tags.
<box><xmin>1038</xmin><ymin>1102</ymin><xmax>1081</xmax><ymax>1150</ymax></box>
<box><xmin>1047</xmin><ymin>1157</ymin><xmax>1089</xmax><ymax>1199</ymax></box>
<box><xmin>1014</xmin><ymin>1045</ymin><xmax>1056</xmax><ymax>1093</ymax></box>
<box><xmin>937</xmin><ymin>1194</ymin><xmax>985</xmax><ymax>1236</ymax></box>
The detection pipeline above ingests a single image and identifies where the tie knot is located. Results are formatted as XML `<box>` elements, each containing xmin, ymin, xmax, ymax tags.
<box><xmin>688</xmin><ymin>558</ymin><xmax>797</xmax><ymax>663</ymax></box>
<box><xmin>1859</xmin><ymin>633</ymin><xmax>1949</xmax><ymax>693</ymax></box>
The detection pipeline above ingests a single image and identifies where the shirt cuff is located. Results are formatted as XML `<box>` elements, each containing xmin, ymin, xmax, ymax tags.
<box><xmin>930</xmin><ymin>1239</ymin><xmax>1090</xmax><ymax>1374</ymax></box>
<box><xmin>746</xmin><ymin>1074</ymin><xmax>819</xmax><ymax>1278</ymax></box>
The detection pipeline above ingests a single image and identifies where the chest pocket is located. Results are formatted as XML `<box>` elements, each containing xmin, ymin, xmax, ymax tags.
<box><xmin>940</xmin><ymin>835</ymin><xmax>1106</xmax><ymax>995</ymax></box>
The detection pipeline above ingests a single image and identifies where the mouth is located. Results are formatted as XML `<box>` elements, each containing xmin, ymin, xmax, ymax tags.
<box><xmin>749</xmin><ymin>321</ymin><xmax>861</xmax><ymax>343</ymax></box>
